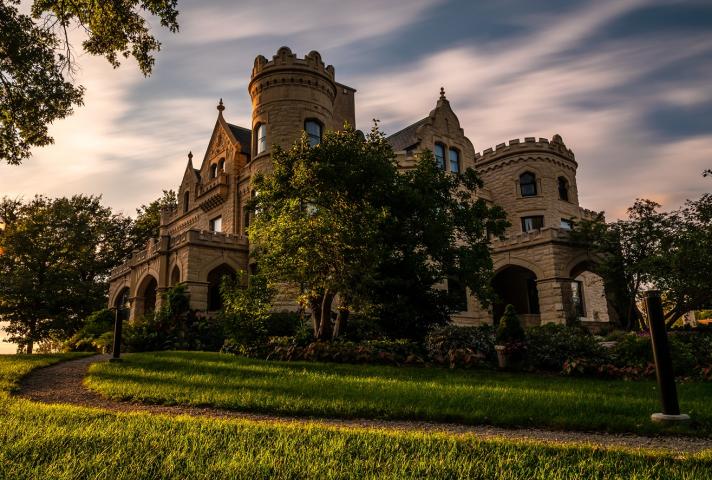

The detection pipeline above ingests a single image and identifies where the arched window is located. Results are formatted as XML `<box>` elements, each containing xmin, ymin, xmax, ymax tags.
<box><xmin>434</xmin><ymin>143</ymin><xmax>445</xmax><ymax>170</ymax></box>
<box><xmin>207</xmin><ymin>264</ymin><xmax>236</xmax><ymax>311</ymax></box>
<box><xmin>305</xmin><ymin>119</ymin><xmax>322</xmax><ymax>147</ymax></box>
<box><xmin>519</xmin><ymin>172</ymin><xmax>537</xmax><ymax>197</ymax></box>
<box><xmin>448</xmin><ymin>148</ymin><xmax>460</xmax><ymax>173</ymax></box>
<box><xmin>256</xmin><ymin>123</ymin><xmax>267</xmax><ymax>154</ymax></box>
<box><xmin>558</xmin><ymin>176</ymin><xmax>569</xmax><ymax>201</ymax></box>
<box><xmin>219</xmin><ymin>158</ymin><xmax>225</xmax><ymax>172</ymax></box>
<box><xmin>170</xmin><ymin>265</ymin><xmax>181</xmax><ymax>286</ymax></box>
<box><xmin>210</xmin><ymin>164</ymin><xmax>218</xmax><ymax>179</ymax></box>
<box><xmin>183</xmin><ymin>191</ymin><xmax>190</xmax><ymax>214</ymax></box>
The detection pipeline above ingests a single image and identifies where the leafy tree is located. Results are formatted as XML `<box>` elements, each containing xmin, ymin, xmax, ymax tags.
<box><xmin>220</xmin><ymin>273</ymin><xmax>276</xmax><ymax>355</ymax></box>
<box><xmin>1</xmin><ymin>0</ymin><xmax>179</xmax><ymax>164</ymax></box>
<box><xmin>129</xmin><ymin>189</ymin><xmax>177</xmax><ymax>251</ymax></box>
<box><xmin>0</xmin><ymin>195</ymin><xmax>132</xmax><ymax>353</ymax></box>
<box><xmin>371</xmin><ymin>150</ymin><xmax>508</xmax><ymax>339</ymax></box>
<box><xmin>250</xmin><ymin>126</ymin><xmax>397</xmax><ymax>340</ymax></box>
<box><xmin>496</xmin><ymin>305</ymin><xmax>525</xmax><ymax>345</ymax></box>
<box><xmin>572</xmin><ymin>176</ymin><xmax>712</xmax><ymax>329</ymax></box>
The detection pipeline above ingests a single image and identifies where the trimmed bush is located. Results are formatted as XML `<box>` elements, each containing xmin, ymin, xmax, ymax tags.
<box><xmin>526</xmin><ymin>323</ymin><xmax>605</xmax><ymax>371</ymax></box>
<box><xmin>266</xmin><ymin>338</ymin><xmax>426</xmax><ymax>366</ymax></box>
<box><xmin>496</xmin><ymin>305</ymin><xmax>526</xmax><ymax>345</ymax></box>
<box><xmin>425</xmin><ymin>325</ymin><xmax>495</xmax><ymax>368</ymax></box>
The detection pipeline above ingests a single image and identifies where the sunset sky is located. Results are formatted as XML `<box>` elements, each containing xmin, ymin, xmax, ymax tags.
<box><xmin>1</xmin><ymin>0</ymin><xmax>711</xmax><ymax>221</ymax></box>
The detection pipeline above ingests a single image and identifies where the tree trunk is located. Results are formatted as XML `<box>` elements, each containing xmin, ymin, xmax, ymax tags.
<box><xmin>27</xmin><ymin>318</ymin><xmax>36</xmax><ymax>354</ymax></box>
<box><xmin>308</xmin><ymin>296</ymin><xmax>322</xmax><ymax>338</ymax></box>
<box><xmin>316</xmin><ymin>291</ymin><xmax>334</xmax><ymax>340</ymax></box>
<box><xmin>332</xmin><ymin>308</ymin><xmax>350</xmax><ymax>339</ymax></box>
<box><xmin>26</xmin><ymin>340</ymin><xmax>33</xmax><ymax>355</ymax></box>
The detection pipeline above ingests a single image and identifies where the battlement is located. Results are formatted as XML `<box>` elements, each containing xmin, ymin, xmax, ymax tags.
<box><xmin>475</xmin><ymin>134</ymin><xmax>575</xmax><ymax>165</ymax></box>
<box><xmin>251</xmin><ymin>47</ymin><xmax>335</xmax><ymax>81</ymax></box>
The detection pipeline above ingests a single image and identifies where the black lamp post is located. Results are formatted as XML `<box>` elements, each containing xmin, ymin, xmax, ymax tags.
<box><xmin>644</xmin><ymin>290</ymin><xmax>690</xmax><ymax>423</ymax></box>
<box><xmin>110</xmin><ymin>295</ymin><xmax>130</xmax><ymax>363</ymax></box>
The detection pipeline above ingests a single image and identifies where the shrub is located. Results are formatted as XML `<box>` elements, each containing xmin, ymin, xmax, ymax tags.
<box><xmin>265</xmin><ymin>339</ymin><xmax>426</xmax><ymax>366</ymax></box>
<box><xmin>526</xmin><ymin>323</ymin><xmax>605</xmax><ymax>371</ymax></box>
<box><xmin>220</xmin><ymin>273</ymin><xmax>275</xmax><ymax>356</ymax></box>
<box><xmin>495</xmin><ymin>305</ymin><xmax>525</xmax><ymax>345</ymax></box>
<box><xmin>425</xmin><ymin>325</ymin><xmax>495</xmax><ymax>368</ymax></box>
<box><xmin>65</xmin><ymin>309</ymin><xmax>115</xmax><ymax>352</ymax></box>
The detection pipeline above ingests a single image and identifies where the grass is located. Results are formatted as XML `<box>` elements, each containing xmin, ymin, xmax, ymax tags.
<box><xmin>1</xmin><ymin>353</ymin><xmax>711</xmax><ymax>478</ymax></box>
<box><xmin>86</xmin><ymin>351</ymin><xmax>712</xmax><ymax>437</ymax></box>
<box><xmin>0</xmin><ymin>352</ymin><xmax>90</xmax><ymax>394</ymax></box>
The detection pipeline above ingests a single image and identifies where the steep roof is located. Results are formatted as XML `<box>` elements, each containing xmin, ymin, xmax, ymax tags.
<box><xmin>227</xmin><ymin>123</ymin><xmax>252</xmax><ymax>154</ymax></box>
<box><xmin>386</xmin><ymin>117</ymin><xmax>428</xmax><ymax>152</ymax></box>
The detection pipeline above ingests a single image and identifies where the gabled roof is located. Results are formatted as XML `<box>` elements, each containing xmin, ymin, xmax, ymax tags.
<box><xmin>227</xmin><ymin>123</ymin><xmax>252</xmax><ymax>155</ymax></box>
<box><xmin>387</xmin><ymin>117</ymin><xmax>428</xmax><ymax>152</ymax></box>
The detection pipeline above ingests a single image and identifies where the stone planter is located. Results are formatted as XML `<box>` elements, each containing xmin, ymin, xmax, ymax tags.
<box><xmin>495</xmin><ymin>345</ymin><xmax>508</xmax><ymax>369</ymax></box>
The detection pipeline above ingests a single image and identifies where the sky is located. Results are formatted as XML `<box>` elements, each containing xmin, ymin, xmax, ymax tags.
<box><xmin>2</xmin><ymin>0</ymin><xmax>712</xmax><ymax>353</ymax></box>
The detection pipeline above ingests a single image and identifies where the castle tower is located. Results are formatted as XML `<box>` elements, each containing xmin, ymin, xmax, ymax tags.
<box><xmin>247</xmin><ymin>47</ymin><xmax>355</xmax><ymax>173</ymax></box>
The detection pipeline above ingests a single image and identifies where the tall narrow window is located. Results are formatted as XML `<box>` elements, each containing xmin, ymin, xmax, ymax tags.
<box><xmin>219</xmin><ymin>158</ymin><xmax>225</xmax><ymax>172</ymax></box>
<box><xmin>521</xmin><ymin>215</ymin><xmax>544</xmax><ymax>232</ymax></box>
<box><xmin>243</xmin><ymin>207</ymin><xmax>250</xmax><ymax>234</ymax></box>
<box><xmin>256</xmin><ymin>123</ymin><xmax>267</xmax><ymax>154</ymax></box>
<box><xmin>305</xmin><ymin>120</ymin><xmax>322</xmax><ymax>147</ymax></box>
<box><xmin>448</xmin><ymin>276</ymin><xmax>468</xmax><ymax>312</ymax></box>
<box><xmin>183</xmin><ymin>191</ymin><xmax>189</xmax><ymax>214</ymax></box>
<box><xmin>434</xmin><ymin>143</ymin><xmax>445</xmax><ymax>170</ymax></box>
<box><xmin>448</xmin><ymin>148</ymin><xmax>460</xmax><ymax>173</ymax></box>
<box><xmin>558</xmin><ymin>176</ymin><xmax>569</xmax><ymax>201</ymax></box>
<box><xmin>571</xmin><ymin>280</ymin><xmax>585</xmax><ymax>317</ymax></box>
<box><xmin>519</xmin><ymin>172</ymin><xmax>537</xmax><ymax>197</ymax></box>
<box><xmin>210</xmin><ymin>164</ymin><xmax>218</xmax><ymax>179</ymax></box>
<box><xmin>209</xmin><ymin>216</ymin><xmax>222</xmax><ymax>233</ymax></box>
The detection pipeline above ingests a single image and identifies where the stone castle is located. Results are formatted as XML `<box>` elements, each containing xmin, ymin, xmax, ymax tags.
<box><xmin>108</xmin><ymin>47</ymin><xmax>613</xmax><ymax>328</ymax></box>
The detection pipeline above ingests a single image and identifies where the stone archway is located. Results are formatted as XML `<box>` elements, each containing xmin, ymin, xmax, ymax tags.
<box><xmin>114</xmin><ymin>287</ymin><xmax>131</xmax><ymax>321</ymax></box>
<box><xmin>206</xmin><ymin>264</ymin><xmax>237</xmax><ymax>311</ymax></box>
<box><xmin>136</xmin><ymin>274</ymin><xmax>158</xmax><ymax>317</ymax></box>
<box><xmin>492</xmin><ymin>265</ymin><xmax>540</xmax><ymax>326</ymax></box>
<box><xmin>569</xmin><ymin>261</ymin><xmax>611</xmax><ymax>323</ymax></box>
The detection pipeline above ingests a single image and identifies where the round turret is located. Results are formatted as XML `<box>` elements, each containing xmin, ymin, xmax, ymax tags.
<box><xmin>248</xmin><ymin>47</ymin><xmax>338</xmax><ymax>166</ymax></box>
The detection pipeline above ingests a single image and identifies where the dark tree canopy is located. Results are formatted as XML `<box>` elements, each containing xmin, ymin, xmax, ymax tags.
<box><xmin>0</xmin><ymin>0</ymin><xmax>179</xmax><ymax>164</ymax></box>
<box><xmin>129</xmin><ymin>189</ymin><xmax>177</xmax><ymax>251</ymax></box>
<box><xmin>0</xmin><ymin>195</ymin><xmax>132</xmax><ymax>353</ymax></box>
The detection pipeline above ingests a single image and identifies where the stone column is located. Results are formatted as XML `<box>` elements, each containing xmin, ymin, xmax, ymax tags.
<box><xmin>184</xmin><ymin>281</ymin><xmax>209</xmax><ymax>311</ymax></box>
<box><xmin>536</xmin><ymin>277</ymin><xmax>574</xmax><ymax>325</ymax></box>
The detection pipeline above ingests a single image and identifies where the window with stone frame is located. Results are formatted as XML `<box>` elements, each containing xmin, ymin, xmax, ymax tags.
<box><xmin>560</xmin><ymin>218</ymin><xmax>574</xmax><ymax>230</ymax></box>
<box><xmin>447</xmin><ymin>275</ymin><xmax>468</xmax><ymax>312</ymax></box>
<box><xmin>256</xmin><ymin>123</ymin><xmax>267</xmax><ymax>154</ymax></box>
<box><xmin>448</xmin><ymin>147</ymin><xmax>460</xmax><ymax>173</ymax></box>
<box><xmin>434</xmin><ymin>143</ymin><xmax>446</xmax><ymax>170</ymax></box>
<box><xmin>183</xmin><ymin>190</ymin><xmax>190</xmax><ymax>214</ymax></box>
<box><xmin>521</xmin><ymin>215</ymin><xmax>544</xmax><ymax>232</ymax></box>
<box><xmin>305</xmin><ymin>119</ymin><xmax>322</xmax><ymax>147</ymax></box>
<box><xmin>209</xmin><ymin>216</ymin><xmax>222</xmax><ymax>233</ymax></box>
<box><xmin>519</xmin><ymin>172</ymin><xmax>537</xmax><ymax>197</ymax></box>
<box><xmin>558</xmin><ymin>176</ymin><xmax>570</xmax><ymax>201</ymax></box>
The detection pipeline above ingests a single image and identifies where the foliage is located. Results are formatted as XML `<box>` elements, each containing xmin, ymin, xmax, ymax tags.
<box><xmin>572</xmin><ymin>176</ymin><xmax>712</xmax><ymax>330</ymax></box>
<box><xmin>128</xmin><ymin>189</ymin><xmax>177</xmax><ymax>251</ymax></box>
<box><xmin>495</xmin><ymin>305</ymin><xmax>525</xmax><ymax>345</ymax></box>
<box><xmin>220</xmin><ymin>273</ymin><xmax>276</xmax><ymax>356</ymax></box>
<box><xmin>250</xmin><ymin>126</ymin><xmax>397</xmax><ymax>340</ymax></box>
<box><xmin>265</xmin><ymin>339</ymin><xmax>426</xmax><ymax>366</ymax></box>
<box><xmin>251</xmin><ymin>125</ymin><xmax>508</xmax><ymax>341</ymax></box>
<box><xmin>425</xmin><ymin>325</ymin><xmax>495</xmax><ymax>367</ymax></box>
<box><xmin>0</xmin><ymin>0</ymin><xmax>179</xmax><ymax>164</ymax></box>
<box><xmin>370</xmin><ymin>150</ymin><xmax>509</xmax><ymax>340</ymax></box>
<box><xmin>87</xmin><ymin>351</ymin><xmax>712</xmax><ymax>436</ymax></box>
<box><xmin>65</xmin><ymin>309</ymin><xmax>114</xmax><ymax>352</ymax></box>
<box><xmin>0</xmin><ymin>195</ymin><xmax>133</xmax><ymax>353</ymax></box>
<box><xmin>123</xmin><ymin>284</ymin><xmax>224</xmax><ymax>352</ymax></box>
<box><xmin>525</xmin><ymin>323</ymin><xmax>605</xmax><ymax>371</ymax></box>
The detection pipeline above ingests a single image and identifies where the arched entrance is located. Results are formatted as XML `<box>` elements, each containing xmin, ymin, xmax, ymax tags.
<box><xmin>207</xmin><ymin>264</ymin><xmax>237</xmax><ymax>311</ymax></box>
<box><xmin>569</xmin><ymin>261</ymin><xmax>610</xmax><ymax>322</ymax></box>
<box><xmin>137</xmin><ymin>275</ymin><xmax>158</xmax><ymax>316</ymax></box>
<box><xmin>170</xmin><ymin>265</ymin><xmax>181</xmax><ymax>286</ymax></box>
<box><xmin>492</xmin><ymin>265</ymin><xmax>540</xmax><ymax>325</ymax></box>
<box><xmin>114</xmin><ymin>287</ymin><xmax>131</xmax><ymax>321</ymax></box>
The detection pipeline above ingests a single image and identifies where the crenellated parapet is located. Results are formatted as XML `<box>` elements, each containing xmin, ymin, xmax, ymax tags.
<box><xmin>249</xmin><ymin>47</ymin><xmax>336</xmax><ymax>100</ymax></box>
<box><xmin>475</xmin><ymin>134</ymin><xmax>576</xmax><ymax>168</ymax></box>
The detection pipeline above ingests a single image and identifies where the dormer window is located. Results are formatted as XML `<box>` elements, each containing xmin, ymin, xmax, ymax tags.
<box><xmin>434</xmin><ymin>143</ymin><xmax>445</xmax><ymax>170</ymax></box>
<box><xmin>448</xmin><ymin>148</ymin><xmax>460</xmax><ymax>173</ymax></box>
<box><xmin>519</xmin><ymin>172</ymin><xmax>537</xmax><ymax>197</ymax></box>
<box><xmin>558</xmin><ymin>176</ymin><xmax>569</xmax><ymax>201</ymax></box>
<box><xmin>305</xmin><ymin>119</ymin><xmax>322</xmax><ymax>147</ymax></box>
<box><xmin>256</xmin><ymin>123</ymin><xmax>267</xmax><ymax>154</ymax></box>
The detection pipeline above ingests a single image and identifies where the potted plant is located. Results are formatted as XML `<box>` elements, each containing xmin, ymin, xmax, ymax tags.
<box><xmin>495</xmin><ymin>304</ymin><xmax>527</xmax><ymax>369</ymax></box>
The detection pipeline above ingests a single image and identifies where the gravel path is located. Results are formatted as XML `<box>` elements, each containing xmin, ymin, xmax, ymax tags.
<box><xmin>16</xmin><ymin>354</ymin><xmax>712</xmax><ymax>454</ymax></box>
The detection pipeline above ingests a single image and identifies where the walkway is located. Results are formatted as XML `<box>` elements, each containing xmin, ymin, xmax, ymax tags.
<box><xmin>16</xmin><ymin>355</ymin><xmax>712</xmax><ymax>454</ymax></box>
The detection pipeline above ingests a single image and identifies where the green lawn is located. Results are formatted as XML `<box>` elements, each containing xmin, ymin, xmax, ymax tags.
<box><xmin>0</xmin><ymin>352</ymin><xmax>90</xmax><ymax>394</ymax></box>
<box><xmin>86</xmin><ymin>351</ymin><xmax>712</xmax><ymax>437</ymax></box>
<box><xmin>2</xmin><ymin>353</ymin><xmax>711</xmax><ymax>479</ymax></box>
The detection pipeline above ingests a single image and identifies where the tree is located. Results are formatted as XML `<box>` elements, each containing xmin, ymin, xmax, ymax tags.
<box><xmin>129</xmin><ymin>189</ymin><xmax>177</xmax><ymax>251</ymax></box>
<box><xmin>250</xmin><ymin>126</ymin><xmax>397</xmax><ymax>340</ymax></box>
<box><xmin>371</xmin><ymin>150</ymin><xmax>508</xmax><ymax>339</ymax></box>
<box><xmin>220</xmin><ymin>273</ymin><xmax>276</xmax><ymax>355</ymax></box>
<box><xmin>572</xmin><ymin>177</ymin><xmax>712</xmax><ymax>330</ymax></box>
<box><xmin>1</xmin><ymin>0</ymin><xmax>179</xmax><ymax>164</ymax></box>
<box><xmin>0</xmin><ymin>195</ymin><xmax>132</xmax><ymax>353</ymax></box>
